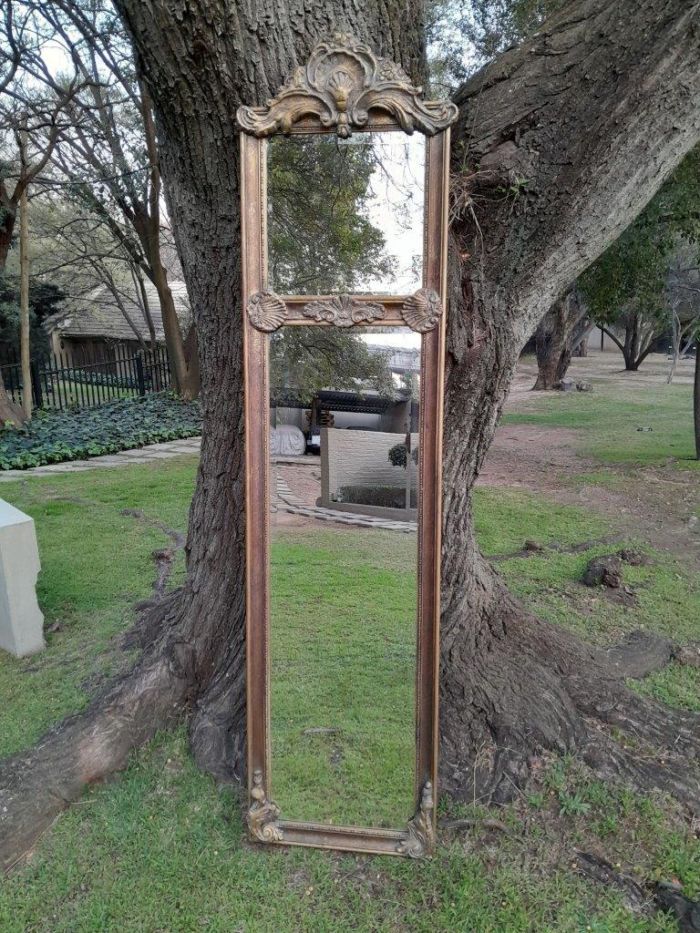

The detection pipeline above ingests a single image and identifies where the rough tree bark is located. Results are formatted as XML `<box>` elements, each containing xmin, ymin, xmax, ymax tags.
<box><xmin>533</xmin><ymin>287</ymin><xmax>592</xmax><ymax>389</ymax></box>
<box><xmin>440</xmin><ymin>0</ymin><xmax>700</xmax><ymax>802</ymax></box>
<box><xmin>2</xmin><ymin>0</ymin><xmax>700</xmax><ymax>871</ymax></box>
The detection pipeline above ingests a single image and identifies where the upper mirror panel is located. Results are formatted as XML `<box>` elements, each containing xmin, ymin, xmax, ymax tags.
<box><xmin>267</xmin><ymin>132</ymin><xmax>425</xmax><ymax>297</ymax></box>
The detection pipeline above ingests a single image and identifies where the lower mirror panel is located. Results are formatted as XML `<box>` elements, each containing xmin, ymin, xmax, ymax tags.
<box><xmin>267</xmin><ymin>325</ymin><xmax>420</xmax><ymax>834</ymax></box>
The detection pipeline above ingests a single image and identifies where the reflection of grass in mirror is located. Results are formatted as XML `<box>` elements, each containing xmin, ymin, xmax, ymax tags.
<box><xmin>269</xmin><ymin>525</ymin><xmax>416</xmax><ymax>828</ymax></box>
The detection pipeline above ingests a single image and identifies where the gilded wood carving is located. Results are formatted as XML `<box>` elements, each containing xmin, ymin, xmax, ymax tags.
<box><xmin>236</xmin><ymin>32</ymin><xmax>457</xmax><ymax>139</ymax></box>
<box><xmin>301</xmin><ymin>295</ymin><xmax>386</xmax><ymax>327</ymax></box>
<box><xmin>396</xmin><ymin>782</ymin><xmax>435</xmax><ymax>858</ymax></box>
<box><xmin>246</xmin><ymin>291</ymin><xmax>288</xmax><ymax>332</ymax></box>
<box><xmin>401</xmin><ymin>288</ymin><xmax>443</xmax><ymax>333</ymax></box>
<box><xmin>247</xmin><ymin>769</ymin><xmax>283</xmax><ymax>842</ymax></box>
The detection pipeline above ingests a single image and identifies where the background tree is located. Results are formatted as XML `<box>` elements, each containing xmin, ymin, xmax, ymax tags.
<box><xmin>0</xmin><ymin>275</ymin><xmax>62</xmax><ymax>360</ymax></box>
<box><xmin>267</xmin><ymin>133</ymin><xmax>397</xmax><ymax>405</ymax></box>
<box><xmin>579</xmin><ymin>221</ymin><xmax>668</xmax><ymax>371</ymax></box>
<box><xmin>268</xmin><ymin>134</ymin><xmax>395</xmax><ymax>294</ymax></box>
<box><xmin>2</xmin><ymin>0</ymin><xmax>700</xmax><ymax>870</ymax></box>
<box><xmin>30</xmin><ymin>199</ymin><xmax>160</xmax><ymax>353</ymax></box>
<box><xmin>664</xmin><ymin>242</ymin><xmax>700</xmax><ymax>385</ymax></box>
<box><xmin>16</xmin><ymin>0</ymin><xmax>198</xmax><ymax>397</ymax></box>
<box><xmin>270</xmin><ymin>328</ymin><xmax>393</xmax><ymax>405</ymax></box>
<box><xmin>581</xmin><ymin>145</ymin><xmax>700</xmax><ymax>372</ymax></box>
<box><xmin>532</xmin><ymin>286</ymin><xmax>592</xmax><ymax>389</ymax></box>
<box><xmin>0</xmin><ymin>5</ymin><xmax>77</xmax><ymax>423</ymax></box>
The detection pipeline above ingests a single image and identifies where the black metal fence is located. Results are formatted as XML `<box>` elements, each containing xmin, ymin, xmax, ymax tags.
<box><xmin>1</xmin><ymin>345</ymin><xmax>171</xmax><ymax>412</ymax></box>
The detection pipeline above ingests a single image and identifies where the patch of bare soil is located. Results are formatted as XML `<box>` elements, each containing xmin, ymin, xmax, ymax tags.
<box><xmin>478</xmin><ymin>424</ymin><xmax>587</xmax><ymax>492</ymax></box>
<box><xmin>561</xmin><ymin>466</ymin><xmax>699</xmax><ymax>568</ymax></box>
<box><xmin>479</xmin><ymin>422</ymin><xmax>700</xmax><ymax>567</ymax></box>
<box><xmin>480</xmin><ymin>353</ymin><xmax>700</xmax><ymax>569</ymax></box>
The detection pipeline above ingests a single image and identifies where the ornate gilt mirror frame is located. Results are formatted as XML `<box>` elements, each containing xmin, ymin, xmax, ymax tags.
<box><xmin>238</xmin><ymin>33</ymin><xmax>456</xmax><ymax>858</ymax></box>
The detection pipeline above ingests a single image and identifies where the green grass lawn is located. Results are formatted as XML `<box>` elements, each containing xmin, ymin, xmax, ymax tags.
<box><xmin>270</xmin><ymin>527</ymin><xmax>417</xmax><ymax>827</ymax></box>
<box><xmin>504</xmin><ymin>381</ymin><xmax>699</xmax><ymax>468</ymax></box>
<box><xmin>0</xmin><ymin>455</ymin><xmax>697</xmax><ymax>930</ymax></box>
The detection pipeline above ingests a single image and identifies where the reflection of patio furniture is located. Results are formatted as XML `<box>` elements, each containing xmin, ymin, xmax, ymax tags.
<box><xmin>270</xmin><ymin>425</ymin><xmax>306</xmax><ymax>457</ymax></box>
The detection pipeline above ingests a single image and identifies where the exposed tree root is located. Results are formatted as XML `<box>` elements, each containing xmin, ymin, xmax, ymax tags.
<box><xmin>575</xmin><ymin>850</ymin><xmax>700</xmax><ymax>931</ymax></box>
<box><xmin>490</xmin><ymin>534</ymin><xmax>626</xmax><ymax>562</ymax></box>
<box><xmin>440</xmin><ymin>567</ymin><xmax>700</xmax><ymax>814</ymax></box>
<box><xmin>120</xmin><ymin>508</ymin><xmax>186</xmax><ymax>598</ymax></box>
<box><xmin>1</xmin><ymin>542</ymin><xmax>698</xmax><ymax>875</ymax></box>
<box><xmin>605</xmin><ymin>630</ymin><xmax>674</xmax><ymax>679</ymax></box>
<box><xmin>0</xmin><ymin>596</ymin><xmax>192</xmax><ymax>873</ymax></box>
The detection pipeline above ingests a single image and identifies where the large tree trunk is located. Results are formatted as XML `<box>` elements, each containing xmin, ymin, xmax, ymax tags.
<box><xmin>533</xmin><ymin>288</ymin><xmax>592</xmax><ymax>390</ymax></box>
<box><xmin>0</xmin><ymin>203</ymin><xmax>17</xmax><ymax>271</ymax></box>
<box><xmin>695</xmin><ymin>342</ymin><xmax>700</xmax><ymax>459</ymax></box>
<box><xmin>0</xmin><ymin>199</ymin><xmax>26</xmax><ymax>426</ymax></box>
<box><xmin>439</xmin><ymin>0</ymin><xmax>700</xmax><ymax>800</ymax></box>
<box><xmin>2</xmin><ymin>0</ymin><xmax>700</xmax><ymax>870</ymax></box>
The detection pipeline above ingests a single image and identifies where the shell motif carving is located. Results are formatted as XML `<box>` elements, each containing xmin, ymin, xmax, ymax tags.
<box><xmin>247</xmin><ymin>291</ymin><xmax>288</xmax><ymax>332</ymax></box>
<box><xmin>236</xmin><ymin>32</ymin><xmax>458</xmax><ymax>139</ymax></box>
<box><xmin>247</xmin><ymin>768</ymin><xmax>283</xmax><ymax>842</ymax></box>
<box><xmin>301</xmin><ymin>295</ymin><xmax>386</xmax><ymax>328</ymax></box>
<box><xmin>396</xmin><ymin>781</ymin><xmax>435</xmax><ymax>858</ymax></box>
<box><xmin>401</xmin><ymin>288</ymin><xmax>443</xmax><ymax>333</ymax></box>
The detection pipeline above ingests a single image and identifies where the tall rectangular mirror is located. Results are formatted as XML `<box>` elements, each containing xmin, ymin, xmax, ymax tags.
<box><xmin>238</xmin><ymin>33</ymin><xmax>456</xmax><ymax>857</ymax></box>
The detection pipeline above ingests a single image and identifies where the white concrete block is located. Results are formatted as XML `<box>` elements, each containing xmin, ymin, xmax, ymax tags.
<box><xmin>0</xmin><ymin>499</ymin><xmax>45</xmax><ymax>657</ymax></box>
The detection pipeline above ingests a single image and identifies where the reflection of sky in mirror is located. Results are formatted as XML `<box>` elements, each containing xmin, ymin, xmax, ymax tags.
<box><xmin>338</xmin><ymin>133</ymin><xmax>425</xmax><ymax>293</ymax></box>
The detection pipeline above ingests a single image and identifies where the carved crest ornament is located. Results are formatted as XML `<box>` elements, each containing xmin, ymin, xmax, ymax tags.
<box><xmin>236</xmin><ymin>33</ymin><xmax>457</xmax><ymax>139</ymax></box>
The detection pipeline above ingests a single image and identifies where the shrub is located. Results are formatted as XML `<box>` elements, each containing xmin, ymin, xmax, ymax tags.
<box><xmin>336</xmin><ymin>484</ymin><xmax>417</xmax><ymax>509</ymax></box>
<box><xmin>0</xmin><ymin>393</ymin><xmax>201</xmax><ymax>470</ymax></box>
<box><xmin>387</xmin><ymin>441</ymin><xmax>419</xmax><ymax>468</ymax></box>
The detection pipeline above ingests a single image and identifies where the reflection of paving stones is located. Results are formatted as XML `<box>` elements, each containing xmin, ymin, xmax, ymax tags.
<box><xmin>273</xmin><ymin>472</ymin><xmax>417</xmax><ymax>533</ymax></box>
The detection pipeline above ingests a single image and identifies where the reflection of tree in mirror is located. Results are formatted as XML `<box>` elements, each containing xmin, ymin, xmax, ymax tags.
<box><xmin>269</xmin><ymin>327</ymin><xmax>395</xmax><ymax>404</ymax></box>
<box><xmin>268</xmin><ymin>134</ymin><xmax>425</xmax><ymax>295</ymax></box>
<box><xmin>268</xmin><ymin>135</ymin><xmax>395</xmax><ymax>294</ymax></box>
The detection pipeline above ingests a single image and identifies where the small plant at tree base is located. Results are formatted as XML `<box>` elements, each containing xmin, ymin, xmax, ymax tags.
<box><xmin>558</xmin><ymin>792</ymin><xmax>592</xmax><ymax>817</ymax></box>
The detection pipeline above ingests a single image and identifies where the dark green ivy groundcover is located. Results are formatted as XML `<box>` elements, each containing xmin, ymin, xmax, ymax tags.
<box><xmin>0</xmin><ymin>394</ymin><xmax>202</xmax><ymax>470</ymax></box>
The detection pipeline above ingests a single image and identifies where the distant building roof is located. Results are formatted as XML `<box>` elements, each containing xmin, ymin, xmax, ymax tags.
<box><xmin>44</xmin><ymin>279</ymin><xmax>191</xmax><ymax>343</ymax></box>
<box><xmin>366</xmin><ymin>344</ymin><xmax>421</xmax><ymax>375</ymax></box>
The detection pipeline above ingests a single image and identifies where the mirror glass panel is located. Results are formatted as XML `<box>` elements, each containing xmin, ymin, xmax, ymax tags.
<box><xmin>268</xmin><ymin>325</ymin><xmax>420</xmax><ymax>827</ymax></box>
<box><xmin>267</xmin><ymin>133</ymin><xmax>425</xmax><ymax>296</ymax></box>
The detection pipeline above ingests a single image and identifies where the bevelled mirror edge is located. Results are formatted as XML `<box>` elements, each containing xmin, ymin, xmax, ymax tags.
<box><xmin>239</xmin><ymin>32</ymin><xmax>454</xmax><ymax>858</ymax></box>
